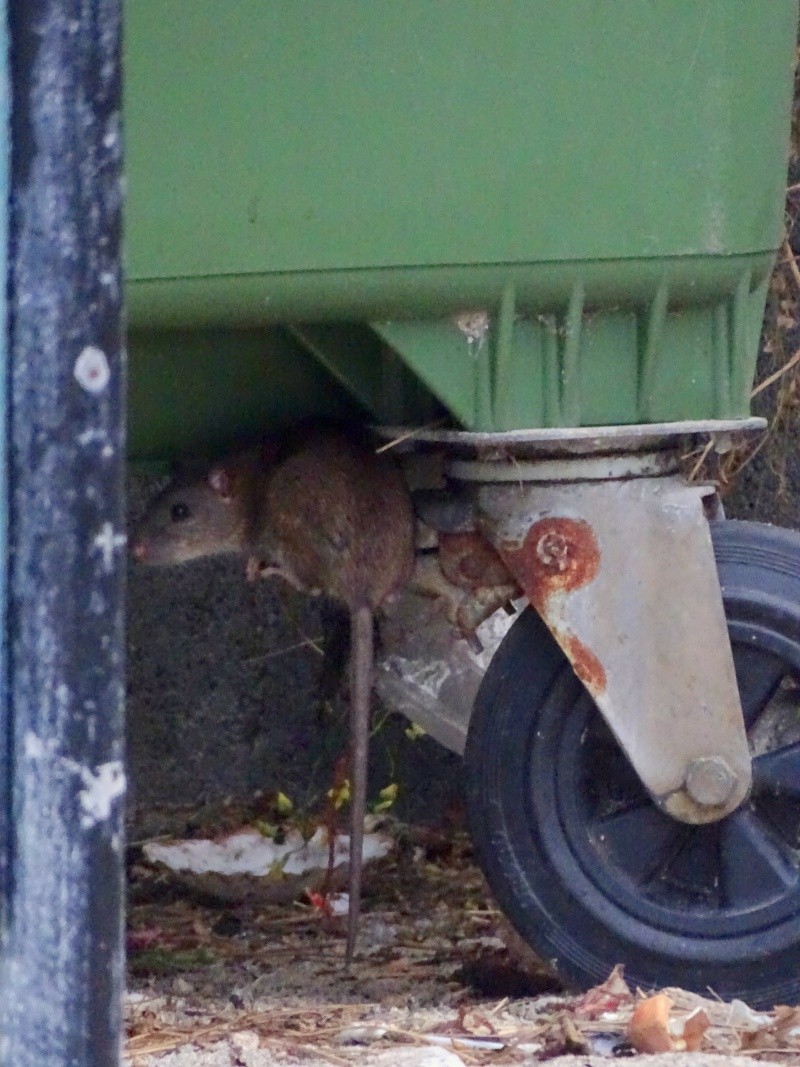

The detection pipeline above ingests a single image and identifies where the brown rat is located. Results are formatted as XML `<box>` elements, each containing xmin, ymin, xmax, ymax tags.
<box><xmin>132</xmin><ymin>427</ymin><xmax>415</xmax><ymax>961</ymax></box>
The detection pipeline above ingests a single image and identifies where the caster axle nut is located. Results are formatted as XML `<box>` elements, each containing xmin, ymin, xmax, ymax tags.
<box><xmin>684</xmin><ymin>756</ymin><xmax>736</xmax><ymax>808</ymax></box>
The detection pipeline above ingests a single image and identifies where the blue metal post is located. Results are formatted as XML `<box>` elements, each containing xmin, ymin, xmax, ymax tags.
<box><xmin>1</xmin><ymin>2</ymin><xmax>126</xmax><ymax>1064</ymax></box>
<box><xmin>0</xmin><ymin>0</ymin><xmax>9</xmax><ymax>946</ymax></box>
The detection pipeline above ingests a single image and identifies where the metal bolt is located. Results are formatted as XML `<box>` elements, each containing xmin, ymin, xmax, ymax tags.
<box><xmin>535</xmin><ymin>531</ymin><xmax>570</xmax><ymax>572</ymax></box>
<box><xmin>684</xmin><ymin>756</ymin><xmax>736</xmax><ymax>808</ymax></box>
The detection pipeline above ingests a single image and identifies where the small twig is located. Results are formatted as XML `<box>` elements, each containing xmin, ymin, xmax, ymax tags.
<box><xmin>783</xmin><ymin>238</ymin><xmax>800</xmax><ymax>293</ymax></box>
<box><xmin>278</xmin><ymin>594</ymin><xmax>327</xmax><ymax>658</ymax></box>
<box><xmin>686</xmin><ymin>438</ymin><xmax>714</xmax><ymax>482</ymax></box>
<box><xmin>244</xmin><ymin>636</ymin><xmax>324</xmax><ymax>663</ymax></box>
<box><xmin>294</xmin><ymin>1044</ymin><xmax>350</xmax><ymax>1067</ymax></box>
<box><xmin>127</xmin><ymin>1022</ymin><xmax>234</xmax><ymax>1055</ymax></box>
<box><xmin>751</xmin><ymin>346</ymin><xmax>800</xmax><ymax>398</ymax></box>
<box><xmin>384</xmin><ymin>1027</ymin><xmax>486</xmax><ymax>1062</ymax></box>
<box><xmin>680</xmin><ymin>445</ymin><xmax>706</xmax><ymax>461</ymax></box>
<box><xmin>293</xmin><ymin>633</ymin><xmax>325</xmax><ymax>657</ymax></box>
<box><xmin>374</xmin><ymin>418</ymin><xmax>448</xmax><ymax>454</ymax></box>
<box><xmin>369</xmin><ymin>708</ymin><xmax>393</xmax><ymax>739</ymax></box>
<box><xmin>490</xmin><ymin>996</ymin><xmax>510</xmax><ymax>1015</ymax></box>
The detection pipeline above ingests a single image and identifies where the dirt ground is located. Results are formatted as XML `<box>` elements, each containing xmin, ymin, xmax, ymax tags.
<box><xmin>125</xmin><ymin>810</ymin><xmax>800</xmax><ymax>1067</ymax></box>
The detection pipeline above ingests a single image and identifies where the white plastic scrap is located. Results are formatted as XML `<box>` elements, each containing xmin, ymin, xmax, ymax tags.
<box><xmin>727</xmin><ymin>999</ymin><xmax>774</xmax><ymax>1031</ymax></box>
<box><xmin>144</xmin><ymin>826</ymin><xmax>391</xmax><ymax>878</ymax></box>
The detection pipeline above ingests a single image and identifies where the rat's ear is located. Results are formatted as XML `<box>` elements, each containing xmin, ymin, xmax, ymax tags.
<box><xmin>208</xmin><ymin>464</ymin><xmax>234</xmax><ymax>500</ymax></box>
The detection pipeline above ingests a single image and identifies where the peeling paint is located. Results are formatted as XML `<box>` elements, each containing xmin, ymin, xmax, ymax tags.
<box><xmin>26</xmin><ymin>746</ymin><xmax>126</xmax><ymax>830</ymax></box>
<box><xmin>73</xmin><ymin>344</ymin><xmax>110</xmax><ymax>393</ymax></box>
<box><xmin>92</xmin><ymin>521</ymin><xmax>126</xmax><ymax>572</ymax></box>
<box><xmin>75</xmin><ymin>761</ymin><xmax>125</xmax><ymax>830</ymax></box>
<box><xmin>454</xmin><ymin>310</ymin><xmax>489</xmax><ymax>353</ymax></box>
<box><xmin>76</xmin><ymin>427</ymin><xmax>107</xmax><ymax>446</ymax></box>
<box><xmin>23</xmin><ymin>730</ymin><xmax>47</xmax><ymax>761</ymax></box>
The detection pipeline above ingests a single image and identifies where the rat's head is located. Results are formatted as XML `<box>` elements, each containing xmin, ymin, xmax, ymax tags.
<box><xmin>131</xmin><ymin>461</ymin><xmax>250</xmax><ymax>567</ymax></box>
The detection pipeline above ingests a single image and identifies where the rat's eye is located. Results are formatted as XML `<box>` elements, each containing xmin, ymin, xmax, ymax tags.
<box><xmin>171</xmin><ymin>502</ymin><xmax>191</xmax><ymax>523</ymax></box>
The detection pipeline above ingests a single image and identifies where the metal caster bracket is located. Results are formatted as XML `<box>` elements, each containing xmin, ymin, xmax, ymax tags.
<box><xmin>450</xmin><ymin>448</ymin><xmax>752</xmax><ymax>825</ymax></box>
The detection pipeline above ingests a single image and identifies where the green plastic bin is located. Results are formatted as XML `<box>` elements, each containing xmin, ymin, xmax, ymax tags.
<box><xmin>125</xmin><ymin>1</ymin><xmax>797</xmax><ymax>459</ymax></box>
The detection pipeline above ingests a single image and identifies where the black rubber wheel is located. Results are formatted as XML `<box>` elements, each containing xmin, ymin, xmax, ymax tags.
<box><xmin>464</xmin><ymin>519</ymin><xmax>800</xmax><ymax>1007</ymax></box>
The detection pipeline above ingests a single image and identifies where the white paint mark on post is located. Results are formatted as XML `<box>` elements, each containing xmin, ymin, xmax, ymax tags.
<box><xmin>25</xmin><ymin>739</ymin><xmax>126</xmax><ymax>829</ymax></box>
<box><xmin>102</xmin><ymin>112</ymin><xmax>120</xmax><ymax>150</ymax></box>
<box><xmin>24</xmin><ymin>730</ymin><xmax>46</xmax><ymax>760</ymax></box>
<box><xmin>74</xmin><ymin>345</ymin><xmax>110</xmax><ymax>393</ymax></box>
<box><xmin>77</xmin><ymin>427</ymin><xmax>107</xmax><ymax>446</ymax></box>
<box><xmin>76</xmin><ymin>761</ymin><xmax>126</xmax><ymax>829</ymax></box>
<box><xmin>92</xmin><ymin>522</ymin><xmax>126</xmax><ymax>572</ymax></box>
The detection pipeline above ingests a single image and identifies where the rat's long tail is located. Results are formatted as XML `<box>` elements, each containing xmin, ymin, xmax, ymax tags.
<box><xmin>346</xmin><ymin>604</ymin><xmax>373</xmax><ymax>964</ymax></box>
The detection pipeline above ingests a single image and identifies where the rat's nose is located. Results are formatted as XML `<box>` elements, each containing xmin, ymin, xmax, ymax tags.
<box><xmin>131</xmin><ymin>540</ymin><xmax>148</xmax><ymax>562</ymax></box>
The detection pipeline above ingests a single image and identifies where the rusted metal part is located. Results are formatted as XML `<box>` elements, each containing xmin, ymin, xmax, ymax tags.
<box><xmin>408</xmin><ymin>552</ymin><xmax>518</xmax><ymax>636</ymax></box>
<box><xmin>562</xmin><ymin>632</ymin><xmax>607</xmax><ymax>699</ymax></box>
<box><xmin>502</xmin><ymin>518</ymin><xmax>604</xmax><ymax>696</ymax></box>
<box><xmin>439</xmin><ymin>531</ymin><xmax>515</xmax><ymax>590</ymax></box>
<box><xmin>504</xmin><ymin>517</ymin><xmax>600</xmax><ymax>597</ymax></box>
<box><xmin>407</xmin><ymin>484</ymin><xmax>520</xmax><ymax>635</ymax></box>
<box><xmin>381</xmin><ymin>426</ymin><xmax>753</xmax><ymax>820</ymax></box>
<box><xmin>472</xmin><ymin>473</ymin><xmax>751</xmax><ymax>825</ymax></box>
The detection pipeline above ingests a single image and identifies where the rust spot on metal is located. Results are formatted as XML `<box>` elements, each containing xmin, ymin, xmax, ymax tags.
<box><xmin>439</xmin><ymin>531</ymin><xmax>516</xmax><ymax>591</ymax></box>
<box><xmin>563</xmin><ymin>633</ymin><xmax>607</xmax><ymax>697</ymax></box>
<box><xmin>501</xmin><ymin>517</ymin><xmax>599</xmax><ymax>611</ymax></box>
<box><xmin>499</xmin><ymin>518</ymin><xmax>606</xmax><ymax>697</ymax></box>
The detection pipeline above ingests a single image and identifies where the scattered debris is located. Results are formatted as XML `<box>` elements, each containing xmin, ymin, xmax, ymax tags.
<box><xmin>126</xmin><ymin>811</ymin><xmax>800</xmax><ymax>1065</ymax></box>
